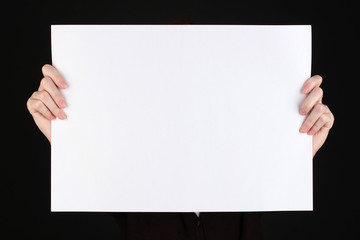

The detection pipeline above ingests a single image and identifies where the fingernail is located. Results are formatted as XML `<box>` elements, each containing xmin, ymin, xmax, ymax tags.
<box><xmin>61</xmin><ymin>82</ymin><xmax>68</xmax><ymax>89</ymax></box>
<box><xmin>59</xmin><ymin>100</ymin><xmax>67</xmax><ymax>108</ymax></box>
<box><xmin>58</xmin><ymin>111</ymin><xmax>67</xmax><ymax>120</ymax></box>
<box><xmin>300</xmin><ymin>125</ymin><xmax>308</xmax><ymax>133</ymax></box>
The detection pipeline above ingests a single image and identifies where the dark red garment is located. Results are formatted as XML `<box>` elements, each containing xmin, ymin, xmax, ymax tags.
<box><xmin>112</xmin><ymin>212</ymin><xmax>263</xmax><ymax>240</ymax></box>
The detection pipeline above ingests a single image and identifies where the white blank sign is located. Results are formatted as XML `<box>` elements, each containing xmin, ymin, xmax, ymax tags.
<box><xmin>51</xmin><ymin>25</ymin><xmax>312</xmax><ymax>212</ymax></box>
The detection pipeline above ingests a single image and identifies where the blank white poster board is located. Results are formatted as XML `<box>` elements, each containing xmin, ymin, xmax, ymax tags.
<box><xmin>51</xmin><ymin>25</ymin><xmax>312</xmax><ymax>212</ymax></box>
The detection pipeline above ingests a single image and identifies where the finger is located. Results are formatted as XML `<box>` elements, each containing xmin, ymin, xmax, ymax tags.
<box><xmin>32</xmin><ymin>91</ymin><xmax>67</xmax><ymax>120</ymax></box>
<box><xmin>302</xmin><ymin>75</ymin><xmax>323</xmax><ymax>94</ymax></box>
<box><xmin>300</xmin><ymin>103</ymin><xmax>329</xmax><ymax>133</ymax></box>
<box><xmin>307</xmin><ymin>112</ymin><xmax>333</xmax><ymax>135</ymax></box>
<box><xmin>42</xmin><ymin>64</ymin><xmax>68</xmax><ymax>89</ymax></box>
<box><xmin>38</xmin><ymin>76</ymin><xmax>67</xmax><ymax>109</ymax></box>
<box><xmin>300</xmin><ymin>87</ymin><xmax>323</xmax><ymax>115</ymax></box>
<box><xmin>27</xmin><ymin>97</ymin><xmax>55</xmax><ymax>120</ymax></box>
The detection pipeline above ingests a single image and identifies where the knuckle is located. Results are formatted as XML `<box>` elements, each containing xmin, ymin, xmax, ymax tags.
<box><xmin>26</xmin><ymin>97</ymin><xmax>32</xmax><ymax>110</ymax></box>
<box><xmin>314</xmin><ymin>103</ymin><xmax>326</xmax><ymax>113</ymax></box>
<box><xmin>42</xmin><ymin>64</ymin><xmax>49</xmax><ymax>74</ymax></box>
<box><xmin>316</xmin><ymin>87</ymin><xmax>323</xmax><ymax>97</ymax></box>
<box><xmin>42</xmin><ymin>64</ymin><xmax>52</xmax><ymax>74</ymax></box>
<box><xmin>31</xmin><ymin>91</ymin><xmax>38</xmax><ymax>98</ymax></box>
<box><xmin>314</xmin><ymin>74</ymin><xmax>323</xmax><ymax>83</ymax></box>
<box><xmin>40</xmin><ymin>77</ymin><xmax>50</xmax><ymax>88</ymax></box>
<box><xmin>322</xmin><ymin>104</ymin><xmax>329</xmax><ymax>112</ymax></box>
<box><xmin>34</xmin><ymin>99</ymin><xmax>43</xmax><ymax>110</ymax></box>
<box><xmin>319</xmin><ymin>114</ymin><xmax>329</xmax><ymax>123</ymax></box>
<box><xmin>329</xmin><ymin>115</ymin><xmax>335</xmax><ymax>127</ymax></box>
<box><xmin>38</xmin><ymin>91</ymin><xmax>49</xmax><ymax>102</ymax></box>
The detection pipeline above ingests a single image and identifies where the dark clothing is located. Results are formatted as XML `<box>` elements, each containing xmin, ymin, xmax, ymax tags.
<box><xmin>112</xmin><ymin>212</ymin><xmax>263</xmax><ymax>240</ymax></box>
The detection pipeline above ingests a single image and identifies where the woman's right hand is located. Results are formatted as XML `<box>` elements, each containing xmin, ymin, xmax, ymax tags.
<box><xmin>27</xmin><ymin>64</ymin><xmax>68</xmax><ymax>143</ymax></box>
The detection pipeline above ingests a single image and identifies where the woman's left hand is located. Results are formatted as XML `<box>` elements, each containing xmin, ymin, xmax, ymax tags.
<box><xmin>299</xmin><ymin>75</ymin><xmax>335</xmax><ymax>157</ymax></box>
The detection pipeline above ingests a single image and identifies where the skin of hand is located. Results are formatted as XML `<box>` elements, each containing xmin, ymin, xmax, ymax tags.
<box><xmin>27</xmin><ymin>65</ymin><xmax>334</xmax><ymax>156</ymax></box>
<box><xmin>27</xmin><ymin>64</ymin><xmax>68</xmax><ymax>142</ymax></box>
<box><xmin>299</xmin><ymin>75</ymin><xmax>335</xmax><ymax>157</ymax></box>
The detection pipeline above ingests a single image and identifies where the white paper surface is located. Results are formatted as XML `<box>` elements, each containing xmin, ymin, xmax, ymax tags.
<box><xmin>51</xmin><ymin>25</ymin><xmax>312</xmax><ymax>212</ymax></box>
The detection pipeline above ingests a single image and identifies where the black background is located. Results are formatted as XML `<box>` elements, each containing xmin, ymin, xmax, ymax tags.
<box><xmin>4</xmin><ymin>0</ymin><xmax>359</xmax><ymax>239</ymax></box>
